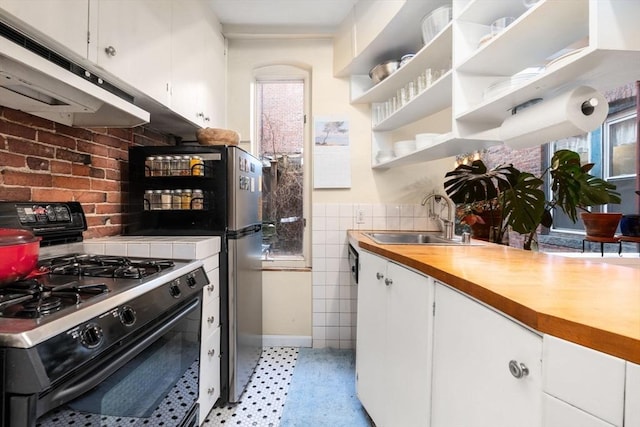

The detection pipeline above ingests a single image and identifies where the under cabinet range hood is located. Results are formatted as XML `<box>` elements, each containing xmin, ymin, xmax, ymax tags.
<box><xmin>0</xmin><ymin>21</ymin><xmax>149</xmax><ymax>128</ymax></box>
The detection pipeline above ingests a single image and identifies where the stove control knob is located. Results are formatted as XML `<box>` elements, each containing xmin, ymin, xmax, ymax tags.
<box><xmin>187</xmin><ymin>275</ymin><xmax>197</xmax><ymax>288</ymax></box>
<box><xmin>80</xmin><ymin>323</ymin><xmax>103</xmax><ymax>349</ymax></box>
<box><xmin>169</xmin><ymin>282</ymin><xmax>181</xmax><ymax>298</ymax></box>
<box><xmin>119</xmin><ymin>306</ymin><xmax>137</xmax><ymax>326</ymax></box>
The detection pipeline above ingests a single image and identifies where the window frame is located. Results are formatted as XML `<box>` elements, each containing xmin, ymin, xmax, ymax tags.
<box><xmin>252</xmin><ymin>64</ymin><xmax>311</xmax><ymax>268</ymax></box>
<box><xmin>603</xmin><ymin>108</ymin><xmax>637</xmax><ymax>181</ymax></box>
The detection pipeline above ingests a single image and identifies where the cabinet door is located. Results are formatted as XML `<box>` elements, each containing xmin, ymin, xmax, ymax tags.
<box><xmin>626</xmin><ymin>362</ymin><xmax>640</xmax><ymax>427</ymax></box>
<box><xmin>432</xmin><ymin>283</ymin><xmax>542</xmax><ymax>427</ymax></box>
<box><xmin>0</xmin><ymin>0</ymin><xmax>89</xmax><ymax>59</ymax></box>
<box><xmin>543</xmin><ymin>393</ymin><xmax>616</xmax><ymax>427</ymax></box>
<box><xmin>199</xmin><ymin>327</ymin><xmax>221</xmax><ymax>422</ymax></box>
<box><xmin>93</xmin><ymin>0</ymin><xmax>171</xmax><ymax>105</ymax></box>
<box><xmin>355</xmin><ymin>251</ymin><xmax>388</xmax><ymax>425</ymax></box>
<box><xmin>385</xmin><ymin>261</ymin><xmax>433</xmax><ymax>427</ymax></box>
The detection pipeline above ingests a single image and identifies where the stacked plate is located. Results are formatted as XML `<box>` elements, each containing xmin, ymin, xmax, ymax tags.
<box><xmin>415</xmin><ymin>133</ymin><xmax>439</xmax><ymax>150</ymax></box>
<box><xmin>393</xmin><ymin>140</ymin><xmax>416</xmax><ymax>157</ymax></box>
<box><xmin>376</xmin><ymin>149</ymin><xmax>395</xmax><ymax>163</ymax></box>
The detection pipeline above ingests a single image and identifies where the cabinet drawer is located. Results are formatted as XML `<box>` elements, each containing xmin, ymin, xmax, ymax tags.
<box><xmin>543</xmin><ymin>393</ymin><xmax>615</xmax><ymax>427</ymax></box>
<box><xmin>202</xmin><ymin>295</ymin><xmax>220</xmax><ymax>337</ymax></box>
<box><xmin>204</xmin><ymin>267</ymin><xmax>220</xmax><ymax>299</ymax></box>
<box><xmin>199</xmin><ymin>327</ymin><xmax>221</xmax><ymax>421</ymax></box>
<box><xmin>543</xmin><ymin>335</ymin><xmax>625</xmax><ymax>426</ymax></box>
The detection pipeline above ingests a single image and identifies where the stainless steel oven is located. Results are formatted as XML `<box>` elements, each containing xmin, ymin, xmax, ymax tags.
<box><xmin>0</xmin><ymin>202</ymin><xmax>208</xmax><ymax>427</ymax></box>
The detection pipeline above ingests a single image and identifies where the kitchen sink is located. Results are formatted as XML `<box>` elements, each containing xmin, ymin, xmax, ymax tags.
<box><xmin>363</xmin><ymin>231</ymin><xmax>480</xmax><ymax>246</ymax></box>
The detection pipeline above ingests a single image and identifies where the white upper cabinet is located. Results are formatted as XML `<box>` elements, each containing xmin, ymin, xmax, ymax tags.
<box><xmin>90</xmin><ymin>0</ymin><xmax>172</xmax><ymax>106</ymax></box>
<box><xmin>0</xmin><ymin>0</ymin><xmax>89</xmax><ymax>60</ymax></box>
<box><xmin>170</xmin><ymin>0</ymin><xmax>225</xmax><ymax>129</ymax></box>
<box><xmin>335</xmin><ymin>0</ymin><xmax>640</xmax><ymax>169</ymax></box>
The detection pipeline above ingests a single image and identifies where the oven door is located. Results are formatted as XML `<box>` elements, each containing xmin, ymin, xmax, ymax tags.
<box><xmin>35</xmin><ymin>297</ymin><xmax>201</xmax><ymax>427</ymax></box>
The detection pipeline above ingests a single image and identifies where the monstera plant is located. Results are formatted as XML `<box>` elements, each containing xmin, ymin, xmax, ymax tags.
<box><xmin>444</xmin><ymin>150</ymin><xmax>621</xmax><ymax>250</ymax></box>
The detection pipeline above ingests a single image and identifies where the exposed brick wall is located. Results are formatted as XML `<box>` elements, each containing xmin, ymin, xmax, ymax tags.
<box><xmin>0</xmin><ymin>106</ymin><xmax>174</xmax><ymax>239</ymax></box>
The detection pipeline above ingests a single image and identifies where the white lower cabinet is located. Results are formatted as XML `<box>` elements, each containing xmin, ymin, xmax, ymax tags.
<box><xmin>356</xmin><ymin>250</ymin><xmax>434</xmax><ymax>427</ymax></box>
<box><xmin>627</xmin><ymin>362</ymin><xmax>640</xmax><ymax>427</ymax></box>
<box><xmin>198</xmin><ymin>263</ymin><xmax>220</xmax><ymax>423</ymax></box>
<box><xmin>542</xmin><ymin>335</ymin><xmax>625</xmax><ymax>427</ymax></box>
<box><xmin>543</xmin><ymin>393</ymin><xmax>616</xmax><ymax>427</ymax></box>
<box><xmin>431</xmin><ymin>283</ymin><xmax>542</xmax><ymax>427</ymax></box>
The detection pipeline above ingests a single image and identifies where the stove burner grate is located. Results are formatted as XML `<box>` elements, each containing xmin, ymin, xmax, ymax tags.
<box><xmin>42</xmin><ymin>255</ymin><xmax>174</xmax><ymax>279</ymax></box>
<box><xmin>0</xmin><ymin>280</ymin><xmax>109</xmax><ymax>319</ymax></box>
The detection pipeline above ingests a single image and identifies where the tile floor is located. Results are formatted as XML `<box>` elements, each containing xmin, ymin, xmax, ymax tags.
<box><xmin>202</xmin><ymin>347</ymin><xmax>299</xmax><ymax>427</ymax></box>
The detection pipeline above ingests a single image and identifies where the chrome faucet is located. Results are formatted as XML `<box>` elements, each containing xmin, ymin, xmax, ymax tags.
<box><xmin>421</xmin><ymin>193</ymin><xmax>455</xmax><ymax>239</ymax></box>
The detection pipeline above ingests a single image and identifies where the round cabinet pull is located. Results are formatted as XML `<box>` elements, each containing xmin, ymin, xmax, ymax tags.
<box><xmin>207</xmin><ymin>284</ymin><xmax>215</xmax><ymax>292</ymax></box>
<box><xmin>509</xmin><ymin>360</ymin><xmax>529</xmax><ymax>379</ymax></box>
<box><xmin>384</xmin><ymin>278</ymin><xmax>393</xmax><ymax>286</ymax></box>
<box><xmin>207</xmin><ymin>316</ymin><xmax>215</xmax><ymax>324</ymax></box>
<box><xmin>104</xmin><ymin>45</ymin><xmax>117</xmax><ymax>56</ymax></box>
<box><xmin>207</xmin><ymin>387</ymin><xmax>215</xmax><ymax>395</ymax></box>
<box><xmin>208</xmin><ymin>348</ymin><xmax>215</xmax><ymax>357</ymax></box>
<box><xmin>376</xmin><ymin>272</ymin><xmax>384</xmax><ymax>280</ymax></box>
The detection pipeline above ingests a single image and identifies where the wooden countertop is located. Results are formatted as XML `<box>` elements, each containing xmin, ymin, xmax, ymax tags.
<box><xmin>349</xmin><ymin>231</ymin><xmax>640</xmax><ymax>364</ymax></box>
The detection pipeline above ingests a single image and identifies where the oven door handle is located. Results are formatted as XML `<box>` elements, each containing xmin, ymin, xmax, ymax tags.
<box><xmin>46</xmin><ymin>297</ymin><xmax>200</xmax><ymax>408</ymax></box>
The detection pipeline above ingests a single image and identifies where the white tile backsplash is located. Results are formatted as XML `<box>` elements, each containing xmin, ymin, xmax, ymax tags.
<box><xmin>311</xmin><ymin>202</ymin><xmax>434</xmax><ymax>349</ymax></box>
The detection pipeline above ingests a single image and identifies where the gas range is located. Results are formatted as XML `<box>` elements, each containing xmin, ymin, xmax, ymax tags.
<box><xmin>0</xmin><ymin>201</ymin><xmax>207</xmax><ymax>427</ymax></box>
<box><xmin>0</xmin><ymin>252</ymin><xmax>203</xmax><ymax>348</ymax></box>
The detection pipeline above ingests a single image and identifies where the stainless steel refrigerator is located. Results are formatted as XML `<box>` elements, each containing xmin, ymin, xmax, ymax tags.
<box><xmin>126</xmin><ymin>144</ymin><xmax>263</xmax><ymax>404</ymax></box>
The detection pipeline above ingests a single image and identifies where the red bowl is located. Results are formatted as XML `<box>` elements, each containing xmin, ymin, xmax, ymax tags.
<box><xmin>0</xmin><ymin>228</ymin><xmax>41</xmax><ymax>285</ymax></box>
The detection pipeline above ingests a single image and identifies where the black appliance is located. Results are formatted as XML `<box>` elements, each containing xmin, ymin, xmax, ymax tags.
<box><xmin>126</xmin><ymin>145</ymin><xmax>263</xmax><ymax>404</ymax></box>
<box><xmin>0</xmin><ymin>201</ymin><xmax>207</xmax><ymax>427</ymax></box>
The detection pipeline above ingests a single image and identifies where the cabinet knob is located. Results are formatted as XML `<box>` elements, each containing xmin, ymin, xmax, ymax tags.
<box><xmin>207</xmin><ymin>316</ymin><xmax>215</xmax><ymax>324</ymax></box>
<box><xmin>104</xmin><ymin>45</ymin><xmax>117</xmax><ymax>56</ymax></box>
<box><xmin>384</xmin><ymin>278</ymin><xmax>393</xmax><ymax>286</ymax></box>
<box><xmin>508</xmin><ymin>360</ymin><xmax>529</xmax><ymax>379</ymax></box>
<box><xmin>208</xmin><ymin>348</ymin><xmax>215</xmax><ymax>357</ymax></box>
<box><xmin>207</xmin><ymin>387</ymin><xmax>215</xmax><ymax>395</ymax></box>
<box><xmin>376</xmin><ymin>272</ymin><xmax>384</xmax><ymax>280</ymax></box>
<box><xmin>207</xmin><ymin>284</ymin><xmax>215</xmax><ymax>293</ymax></box>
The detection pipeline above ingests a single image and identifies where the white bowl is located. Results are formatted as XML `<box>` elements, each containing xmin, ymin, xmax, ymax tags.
<box><xmin>421</xmin><ymin>6</ymin><xmax>452</xmax><ymax>45</ymax></box>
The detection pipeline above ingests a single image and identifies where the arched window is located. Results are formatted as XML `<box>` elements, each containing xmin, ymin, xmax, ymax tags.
<box><xmin>253</xmin><ymin>65</ymin><xmax>311</xmax><ymax>267</ymax></box>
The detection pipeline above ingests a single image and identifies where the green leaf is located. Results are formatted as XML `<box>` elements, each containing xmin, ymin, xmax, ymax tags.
<box><xmin>502</xmin><ymin>172</ymin><xmax>546</xmax><ymax>235</ymax></box>
<box><xmin>444</xmin><ymin>160</ymin><xmax>519</xmax><ymax>204</ymax></box>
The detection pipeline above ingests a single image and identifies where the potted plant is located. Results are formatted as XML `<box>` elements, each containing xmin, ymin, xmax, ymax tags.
<box><xmin>444</xmin><ymin>150</ymin><xmax>621</xmax><ymax>250</ymax></box>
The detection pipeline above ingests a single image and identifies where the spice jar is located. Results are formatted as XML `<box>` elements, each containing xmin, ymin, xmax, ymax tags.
<box><xmin>151</xmin><ymin>190</ymin><xmax>163</xmax><ymax>209</ymax></box>
<box><xmin>145</xmin><ymin>157</ymin><xmax>155</xmax><ymax>177</ymax></box>
<box><xmin>161</xmin><ymin>189</ymin><xmax>172</xmax><ymax>210</ymax></box>
<box><xmin>190</xmin><ymin>156</ymin><xmax>204</xmax><ymax>176</ymax></box>
<box><xmin>180</xmin><ymin>155</ymin><xmax>191</xmax><ymax>176</ymax></box>
<box><xmin>172</xmin><ymin>189</ymin><xmax>182</xmax><ymax>209</ymax></box>
<box><xmin>143</xmin><ymin>190</ymin><xmax>153</xmax><ymax>210</ymax></box>
<box><xmin>171</xmin><ymin>156</ymin><xmax>182</xmax><ymax>176</ymax></box>
<box><xmin>191</xmin><ymin>189</ymin><xmax>204</xmax><ymax>210</ymax></box>
<box><xmin>181</xmin><ymin>189</ymin><xmax>192</xmax><ymax>210</ymax></box>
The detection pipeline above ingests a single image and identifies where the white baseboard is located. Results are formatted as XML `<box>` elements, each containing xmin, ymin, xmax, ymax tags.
<box><xmin>262</xmin><ymin>335</ymin><xmax>312</xmax><ymax>348</ymax></box>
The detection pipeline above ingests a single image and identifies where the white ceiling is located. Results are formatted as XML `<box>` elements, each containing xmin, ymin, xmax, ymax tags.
<box><xmin>208</xmin><ymin>0</ymin><xmax>358</xmax><ymax>37</ymax></box>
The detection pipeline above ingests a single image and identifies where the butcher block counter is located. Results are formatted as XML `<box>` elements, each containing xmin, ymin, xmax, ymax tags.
<box><xmin>349</xmin><ymin>230</ymin><xmax>640</xmax><ymax>364</ymax></box>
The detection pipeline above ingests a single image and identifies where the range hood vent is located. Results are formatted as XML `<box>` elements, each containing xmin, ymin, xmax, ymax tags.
<box><xmin>0</xmin><ymin>20</ymin><xmax>149</xmax><ymax>128</ymax></box>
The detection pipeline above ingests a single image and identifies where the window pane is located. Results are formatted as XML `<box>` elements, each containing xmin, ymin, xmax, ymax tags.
<box><xmin>256</xmin><ymin>80</ymin><xmax>305</xmax><ymax>257</ymax></box>
<box><xmin>608</xmin><ymin>114</ymin><xmax>637</xmax><ymax>177</ymax></box>
<box><xmin>549</xmin><ymin>134</ymin><xmax>591</xmax><ymax>231</ymax></box>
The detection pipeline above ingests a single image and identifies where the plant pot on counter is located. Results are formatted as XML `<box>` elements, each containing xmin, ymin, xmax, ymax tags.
<box><xmin>580</xmin><ymin>212</ymin><xmax>622</xmax><ymax>238</ymax></box>
<box><xmin>620</xmin><ymin>214</ymin><xmax>640</xmax><ymax>237</ymax></box>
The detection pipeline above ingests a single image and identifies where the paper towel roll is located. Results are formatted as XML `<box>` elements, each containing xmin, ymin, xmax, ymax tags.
<box><xmin>500</xmin><ymin>86</ymin><xmax>608</xmax><ymax>149</ymax></box>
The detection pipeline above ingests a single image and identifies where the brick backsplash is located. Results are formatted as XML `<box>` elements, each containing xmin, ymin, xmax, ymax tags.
<box><xmin>0</xmin><ymin>106</ymin><xmax>174</xmax><ymax>238</ymax></box>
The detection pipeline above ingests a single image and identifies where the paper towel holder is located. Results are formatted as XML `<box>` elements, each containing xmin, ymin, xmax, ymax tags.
<box><xmin>510</xmin><ymin>98</ymin><xmax>543</xmax><ymax>115</ymax></box>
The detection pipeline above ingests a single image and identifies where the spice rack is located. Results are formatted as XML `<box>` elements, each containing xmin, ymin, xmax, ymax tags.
<box><xmin>127</xmin><ymin>146</ymin><xmax>229</xmax><ymax>236</ymax></box>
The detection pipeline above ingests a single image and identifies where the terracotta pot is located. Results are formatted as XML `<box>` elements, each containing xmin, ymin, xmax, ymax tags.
<box><xmin>580</xmin><ymin>212</ymin><xmax>622</xmax><ymax>238</ymax></box>
<box><xmin>470</xmin><ymin>210</ymin><xmax>502</xmax><ymax>242</ymax></box>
